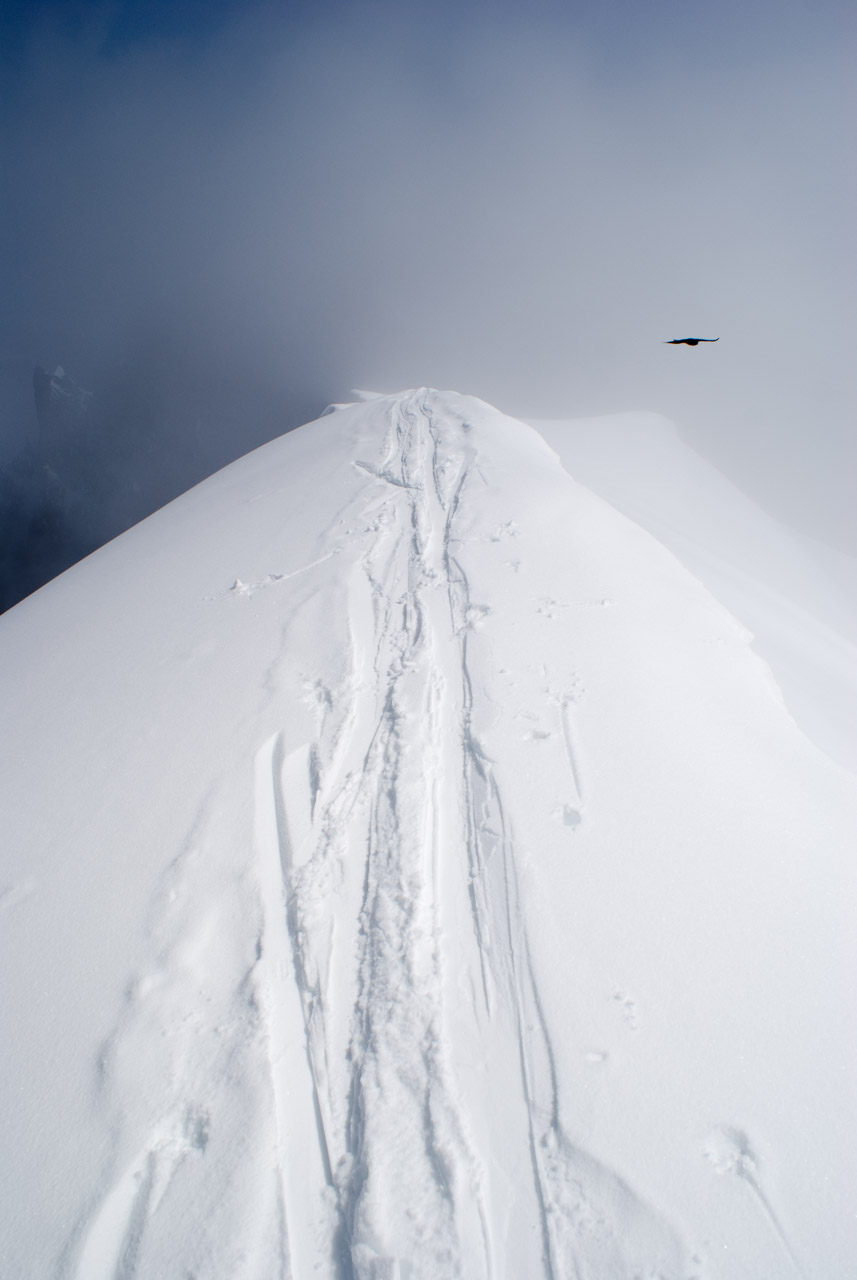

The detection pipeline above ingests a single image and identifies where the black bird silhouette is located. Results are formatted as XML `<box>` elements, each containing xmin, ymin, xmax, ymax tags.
<box><xmin>664</xmin><ymin>337</ymin><xmax>719</xmax><ymax>346</ymax></box>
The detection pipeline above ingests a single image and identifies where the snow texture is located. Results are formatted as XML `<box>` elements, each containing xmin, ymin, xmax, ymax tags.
<box><xmin>0</xmin><ymin>390</ymin><xmax>855</xmax><ymax>1279</ymax></box>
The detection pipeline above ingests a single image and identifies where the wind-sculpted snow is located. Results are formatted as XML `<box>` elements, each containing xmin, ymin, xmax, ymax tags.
<box><xmin>1</xmin><ymin>391</ymin><xmax>855</xmax><ymax>1278</ymax></box>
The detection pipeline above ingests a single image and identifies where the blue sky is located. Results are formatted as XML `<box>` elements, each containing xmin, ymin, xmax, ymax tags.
<box><xmin>2</xmin><ymin>0</ymin><xmax>855</xmax><ymax>550</ymax></box>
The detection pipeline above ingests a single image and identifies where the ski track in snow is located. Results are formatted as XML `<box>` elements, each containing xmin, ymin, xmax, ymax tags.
<box><xmin>703</xmin><ymin>1127</ymin><xmax>808</xmax><ymax>1280</ymax></box>
<box><xmin>254</xmin><ymin>391</ymin><xmax>688</xmax><ymax>1278</ymax></box>
<box><xmin>74</xmin><ymin>390</ymin><xmax>691</xmax><ymax>1279</ymax></box>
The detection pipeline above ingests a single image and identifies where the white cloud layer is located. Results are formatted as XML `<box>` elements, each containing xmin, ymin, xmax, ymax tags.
<box><xmin>2</xmin><ymin>0</ymin><xmax>855</xmax><ymax>546</ymax></box>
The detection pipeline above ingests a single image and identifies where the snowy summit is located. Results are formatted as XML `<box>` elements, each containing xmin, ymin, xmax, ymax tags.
<box><xmin>1</xmin><ymin>389</ymin><xmax>855</xmax><ymax>1279</ymax></box>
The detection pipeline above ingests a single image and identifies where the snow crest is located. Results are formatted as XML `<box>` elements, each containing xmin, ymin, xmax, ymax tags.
<box><xmin>77</xmin><ymin>393</ymin><xmax>687</xmax><ymax>1278</ymax></box>
<box><xmin>2</xmin><ymin>389</ymin><xmax>854</xmax><ymax>1279</ymax></box>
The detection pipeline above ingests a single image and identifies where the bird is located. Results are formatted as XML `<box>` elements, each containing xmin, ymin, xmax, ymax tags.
<box><xmin>664</xmin><ymin>337</ymin><xmax>719</xmax><ymax>345</ymax></box>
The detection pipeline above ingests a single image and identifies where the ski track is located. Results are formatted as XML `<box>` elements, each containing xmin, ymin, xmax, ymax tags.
<box><xmin>75</xmin><ymin>390</ymin><xmax>689</xmax><ymax>1278</ymax></box>
<box><xmin>257</xmin><ymin>391</ymin><xmax>688</xmax><ymax>1278</ymax></box>
<box><xmin>703</xmin><ymin>1127</ymin><xmax>808</xmax><ymax>1280</ymax></box>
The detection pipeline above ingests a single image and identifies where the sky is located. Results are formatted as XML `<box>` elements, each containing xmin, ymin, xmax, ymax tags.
<box><xmin>1</xmin><ymin>0</ymin><xmax>855</xmax><ymax>606</ymax></box>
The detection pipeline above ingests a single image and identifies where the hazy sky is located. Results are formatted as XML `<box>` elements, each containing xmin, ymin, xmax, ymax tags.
<box><xmin>2</xmin><ymin>0</ymin><xmax>855</xmax><ymax>551</ymax></box>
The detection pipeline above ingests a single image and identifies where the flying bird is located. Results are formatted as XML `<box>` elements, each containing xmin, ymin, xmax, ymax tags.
<box><xmin>664</xmin><ymin>337</ymin><xmax>719</xmax><ymax>345</ymax></box>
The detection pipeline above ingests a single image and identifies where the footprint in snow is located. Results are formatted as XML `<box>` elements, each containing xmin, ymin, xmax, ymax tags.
<box><xmin>703</xmin><ymin>1126</ymin><xmax>757</xmax><ymax>1177</ymax></box>
<box><xmin>562</xmin><ymin>804</ymin><xmax>582</xmax><ymax>828</ymax></box>
<box><xmin>703</xmin><ymin>1126</ymin><xmax>808</xmax><ymax>1278</ymax></box>
<box><xmin>465</xmin><ymin>603</ymin><xmax>492</xmax><ymax>630</ymax></box>
<box><xmin>537</xmin><ymin>597</ymin><xmax>563</xmax><ymax>620</ymax></box>
<box><xmin>524</xmin><ymin>728</ymin><xmax>552</xmax><ymax>742</ymax></box>
<box><xmin>613</xmin><ymin>990</ymin><xmax>639</xmax><ymax>1030</ymax></box>
<box><xmin>550</xmin><ymin>801</ymin><xmax>582</xmax><ymax>829</ymax></box>
<box><xmin>548</xmin><ymin>677</ymin><xmax>586</xmax><ymax>706</ymax></box>
<box><xmin>488</xmin><ymin>519</ymin><xmax>521</xmax><ymax>542</ymax></box>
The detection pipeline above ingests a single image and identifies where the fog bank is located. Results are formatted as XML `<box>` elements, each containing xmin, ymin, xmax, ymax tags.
<box><xmin>2</xmin><ymin>0</ymin><xmax>854</xmax><ymax>607</ymax></box>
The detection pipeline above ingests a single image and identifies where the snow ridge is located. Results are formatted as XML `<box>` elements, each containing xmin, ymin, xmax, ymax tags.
<box><xmin>38</xmin><ymin>387</ymin><xmax>854</xmax><ymax>1280</ymax></box>
<box><xmin>250</xmin><ymin>391</ymin><xmax>686</xmax><ymax>1278</ymax></box>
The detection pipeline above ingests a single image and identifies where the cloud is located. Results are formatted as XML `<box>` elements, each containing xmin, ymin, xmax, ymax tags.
<box><xmin>1</xmin><ymin>0</ymin><xmax>855</xmax><ymax>592</ymax></box>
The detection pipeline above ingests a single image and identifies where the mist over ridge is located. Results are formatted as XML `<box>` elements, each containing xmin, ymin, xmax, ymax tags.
<box><xmin>1</xmin><ymin>0</ymin><xmax>855</xmax><ymax>609</ymax></box>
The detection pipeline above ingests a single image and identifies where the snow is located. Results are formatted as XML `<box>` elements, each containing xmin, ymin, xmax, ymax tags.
<box><xmin>0</xmin><ymin>389</ymin><xmax>855</xmax><ymax>1279</ymax></box>
<box><xmin>529</xmin><ymin>411</ymin><xmax>857</xmax><ymax>774</ymax></box>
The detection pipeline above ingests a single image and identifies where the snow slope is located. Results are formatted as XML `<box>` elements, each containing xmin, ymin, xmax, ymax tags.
<box><xmin>531</xmin><ymin>411</ymin><xmax>857</xmax><ymax>774</ymax></box>
<box><xmin>0</xmin><ymin>389</ymin><xmax>855</xmax><ymax>1279</ymax></box>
